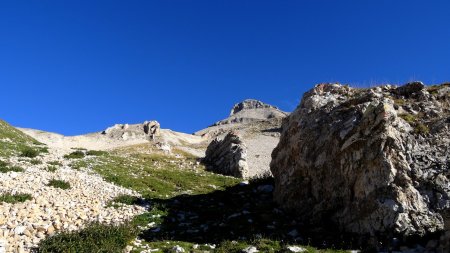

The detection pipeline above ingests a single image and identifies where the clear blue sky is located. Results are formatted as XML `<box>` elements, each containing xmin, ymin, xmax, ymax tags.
<box><xmin>1</xmin><ymin>1</ymin><xmax>449</xmax><ymax>135</ymax></box>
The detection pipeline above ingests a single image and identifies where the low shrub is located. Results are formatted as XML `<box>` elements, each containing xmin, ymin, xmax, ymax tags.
<box><xmin>0</xmin><ymin>193</ymin><xmax>32</xmax><ymax>204</ymax></box>
<box><xmin>415</xmin><ymin>123</ymin><xmax>430</xmax><ymax>135</ymax></box>
<box><xmin>47</xmin><ymin>179</ymin><xmax>71</xmax><ymax>190</ymax></box>
<box><xmin>0</xmin><ymin>160</ymin><xmax>8</xmax><ymax>169</ymax></box>
<box><xmin>0</xmin><ymin>161</ymin><xmax>24</xmax><ymax>173</ymax></box>
<box><xmin>37</xmin><ymin>222</ymin><xmax>138</xmax><ymax>253</ymax></box>
<box><xmin>46</xmin><ymin>166</ymin><xmax>58</xmax><ymax>172</ymax></box>
<box><xmin>2</xmin><ymin>166</ymin><xmax>25</xmax><ymax>173</ymax></box>
<box><xmin>64</xmin><ymin>151</ymin><xmax>85</xmax><ymax>159</ymax></box>
<box><xmin>20</xmin><ymin>146</ymin><xmax>39</xmax><ymax>158</ymax></box>
<box><xmin>37</xmin><ymin>146</ymin><xmax>49</xmax><ymax>154</ymax></box>
<box><xmin>399</xmin><ymin>113</ymin><xmax>416</xmax><ymax>124</ymax></box>
<box><xmin>86</xmin><ymin>150</ymin><xmax>108</xmax><ymax>156</ymax></box>
<box><xmin>30</xmin><ymin>159</ymin><xmax>43</xmax><ymax>165</ymax></box>
<box><xmin>48</xmin><ymin>161</ymin><xmax>62</xmax><ymax>166</ymax></box>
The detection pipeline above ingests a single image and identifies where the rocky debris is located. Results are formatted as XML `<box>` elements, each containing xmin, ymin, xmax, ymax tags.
<box><xmin>156</xmin><ymin>142</ymin><xmax>172</xmax><ymax>154</ymax></box>
<box><xmin>271</xmin><ymin>83</ymin><xmax>450</xmax><ymax>242</ymax></box>
<box><xmin>0</xmin><ymin>153</ymin><xmax>145</xmax><ymax>252</ymax></box>
<box><xmin>203</xmin><ymin>132</ymin><xmax>249</xmax><ymax>178</ymax></box>
<box><xmin>102</xmin><ymin>120</ymin><xmax>161</xmax><ymax>141</ymax></box>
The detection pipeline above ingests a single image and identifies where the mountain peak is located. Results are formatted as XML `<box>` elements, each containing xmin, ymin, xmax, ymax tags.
<box><xmin>230</xmin><ymin>99</ymin><xmax>279</xmax><ymax>116</ymax></box>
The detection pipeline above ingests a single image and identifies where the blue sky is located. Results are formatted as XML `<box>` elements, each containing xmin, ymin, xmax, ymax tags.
<box><xmin>1</xmin><ymin>1</ymin><xmax>449</xmax><ymax>135</ymax></box>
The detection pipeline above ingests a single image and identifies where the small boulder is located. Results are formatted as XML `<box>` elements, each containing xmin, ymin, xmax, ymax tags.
<box><xmin>242</xmin><ymin>246</ymin><xmax>259</xmax><ymax>253</ymax></box>
<box><xmin>286</xmin><ymin>246</ymin><xmax>306</xmax><ymax>252</ymax></box>
<box><xmin>394</xmin><ymin>81</ymin><xmax>425</xmax><ymax>97</ymax></box>
<box><xmin>171</xmin><ymin>245</ymin><xmax>185</xmax><ymax>253</ymax></box>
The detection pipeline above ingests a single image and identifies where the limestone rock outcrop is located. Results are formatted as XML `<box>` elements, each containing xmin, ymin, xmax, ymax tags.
<box><xmin>102</xmin><ymin>120</ymin><xmax>160</xmax><ymax>140</ymax></box>
<box><xmin>203</xmin><ymin>132</ymin><xmax>249</xmax><ymax>178</ymax></box>
<box><xmin>271</xmin><ymin>82</ymin><xmax>450</xmax><ymax>237</ymax></box>
<box><xmin>213</xmin><ymin>99</ymin><xmax>288</xmax><ymax>126</ymax></box>
<box><xmin>230</xmin><ymin>99</ymin><xmax>281</xmax><ymax>115</ymax></box>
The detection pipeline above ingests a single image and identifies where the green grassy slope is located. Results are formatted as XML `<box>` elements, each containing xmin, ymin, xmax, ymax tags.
<box><xmin>0</xmin><ymin>119</ymin><xmax>43</xmax><ymax>158</ymax></box>
<box><xmin>38</xmin><ymin>143</ymin><xmax>351</xmax><ymax>252</ymax></box>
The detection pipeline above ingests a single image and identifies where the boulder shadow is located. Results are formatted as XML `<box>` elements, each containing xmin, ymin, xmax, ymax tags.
<box><xmin>139</xmin><ymin>178</ymin><xmax>363</xmax><ymax>250</ymax></box>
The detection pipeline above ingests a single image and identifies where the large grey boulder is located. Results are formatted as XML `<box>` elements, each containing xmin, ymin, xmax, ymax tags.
<box><xmin>203</xmin><ymin>132</ymin><xmax>249</xmax><ymax>178</ymax></box>
<box><xmin>271</xmin><ymin>83</ymin><xmax>450</xmax><ymax>237</ymax></box>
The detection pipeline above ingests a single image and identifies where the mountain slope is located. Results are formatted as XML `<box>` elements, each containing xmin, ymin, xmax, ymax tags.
<box><xmin>0</xmin><ymin>119</ymin><xmax>41</xmax><ymax>158</ymax></box>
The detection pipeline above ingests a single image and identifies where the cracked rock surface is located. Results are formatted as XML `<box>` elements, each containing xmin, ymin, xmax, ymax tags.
<box><xmin>271</xmin><ymin>83</ymin><xmax>450</xmax><ymax>243</ymax></box>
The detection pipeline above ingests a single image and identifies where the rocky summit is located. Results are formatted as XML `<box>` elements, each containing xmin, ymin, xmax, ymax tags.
<box><xmin>214</xmin><ymin>99</ymin><xmax>288</xmax><ymax>127</ymax></box>
<box><xmin>271</xmin><ymin>82</ymin><xmax>450</xmax><ymax>249</ymax></box>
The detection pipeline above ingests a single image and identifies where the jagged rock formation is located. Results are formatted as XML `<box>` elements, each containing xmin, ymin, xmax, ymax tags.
<box><xmin>213</xmin><ymin>99</ymin><xmax>288</xmax><ymax>127</ymax></box>
<box><xmin>271</xmin><ymin>82</ymin><xmax>450</xmax><ymax>240</ymax></box>
<box><xmin>197</xmin><ymin>99</ymin><xmax>289</xmax><ymax>178</ymax></box>
<box><xmin>102</xmin><ymin>120</ymin><xmax>160</xmax><ymax>140</ymax></box>
<box><xmin>203</xmin><ymin>132</ymin><xmax>249</xmax><ymax>178</ymax></box>
<box><xmin>230</xmin><ymin>99</ymin><xmax>279</xmax><ymax>115</ymax></box>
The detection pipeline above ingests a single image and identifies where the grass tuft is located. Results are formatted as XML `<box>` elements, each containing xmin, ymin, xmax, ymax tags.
<box><xmin>47</xmin><ymin>179</ymin><xmax>71</xmax><ymax>190</ymax></box>
<box><xmin>0</xmin><ymin>193</ymin><xmax>32</xmax><ymax>204</ymax></box>
<box><xmin>0</xmin><ymin>161</ymin><xmax>24</xmax><ymax>173</ymax></box>
<box><xmin>46</xmin><ymin>165</ymin><xmax>58</xmax><ymax>172</ymax></box>
<box><xmin>415</xmin><ymin>123</ymin><xmax>430</xmax><ymax>135</ymax></box>
<box><xmin>399</xmin><ymin>113</ymin><xmax>430</xmax><ymax>135</ymax></box>
<box><xmin>30</xmin><ymin>159</ymin><xmax>43</xmax><ymax>165</ymax></box>
<box><xmin>64</xmin><ymin>151</ymin><xmax>85</xmax><ymax>159</ymax></box>
<box><xmin>107</xmin><ymin>195</ymin><xmax>141</xmax><ymax>208</ymax></box>
<box><xmin>48</xmin><ymin>161</ymin><xmax>62</xmax><ymax>166</ymax></box>
<box><xmin>399</xmin><ymin>113</ymin><xmax>416</xmax><ymax>124</ymax></box>
<box><xmin>20</xmin><ymin>146</ymin><xmax>40</xmax><ymax>158</ymax></box>
<box><xmin>86</xmin><ymin>150</ymin><xmax>108</xmax><ymax>156</ymax></box>
<box><xmin>37</xmin><ymin>222</ymin><xmax>138</xmax><ymax>253</ymax></box>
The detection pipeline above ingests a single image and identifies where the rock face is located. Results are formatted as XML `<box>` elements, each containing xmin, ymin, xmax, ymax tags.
<box><xmin>102</xmin><ymin>120</ymin><xmax>160</xmax><ymax>140</ymax></box>
<box><xmin>143</xmin><ymin>121</ymin><xmax>161</xmax><ymax>139</ymax></box>
<box><xmin>203</xmin><ymin>132</ymin><xmax>249</xmax><ymax>178</ymax></box>
<box><xmin>213</xmin><ymin>99</ymin><xmax>288</xmax><ymax>126</ymax></box>
<box><xmin>271</xmin><ymin>82</ymin><xmax>450</xmax><ymax>238</ymax></box>
<box><xmin>230</xmin><ymin>99</ymin><xmax>281</xmax><ymax>116</ymax></box>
